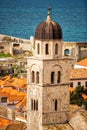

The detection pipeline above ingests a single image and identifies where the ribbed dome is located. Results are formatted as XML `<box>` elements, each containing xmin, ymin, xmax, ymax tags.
<box><xmin>35</xmin><ymin>10</ymin><xmax>62</xmax><ymax>40</ymax></box>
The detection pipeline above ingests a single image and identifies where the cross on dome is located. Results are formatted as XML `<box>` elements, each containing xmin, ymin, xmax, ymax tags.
<box><xmin>47</xmin><ymin>6</ymin><xmax>52</xmax><ymax>21</ymax></box>
<box><xmin>48</xmin><ymin>6</ymin><xmax>52</xmax><ymax>16</ymax></box>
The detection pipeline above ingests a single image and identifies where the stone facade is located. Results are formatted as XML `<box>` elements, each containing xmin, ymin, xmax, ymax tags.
<box><xmin>27</xmin><ymin>8</ymin><xmax>75</xmax><ymax>130</ymax></box>
<box><xmin>0</xmin><ymin>34</ymin><xmax>87</xmax><ymax>61</ymax></box>
<box><xmin>0</xmin><ymin>106</ymin><xmax>15</xmax><ymax>120</ymax></box>
<box><xmin>0</xmin><ymin>41</ymin><xmax>12</xmax><ymax>54</ymax></box>
<box><xmin>0</xmin><ymin>34</ymin><xmax>31</xmax><ymax>55</ymax></box>
<box><xmin>27</xmin><ymin>39</ymin><xmax>74</xmax><ymax>130</ymax></box>
<box><xmin>63</xmin><ymin>42</ymin><xmax>87</xmax><ymax>61</ymax></box>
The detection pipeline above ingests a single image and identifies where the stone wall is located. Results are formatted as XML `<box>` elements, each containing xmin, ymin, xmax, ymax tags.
<box><xmin>63</xmin><ymin>42</ymin><xmax>87</xmax><ymax>61</ymax></box>
<box><xmin>69</xmin><ymin>112</ymin><xmax>87</xmax><ymax>130</ymax></box>
<box><xmin>0</xmin><ymin>106</ymin><xmax>15</xmax><ymax>120</ymax></box>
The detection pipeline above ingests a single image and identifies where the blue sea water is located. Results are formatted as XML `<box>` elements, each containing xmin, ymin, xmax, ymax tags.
<box><xmin>0</xmin><ymin>0</ymin><xmax>87</xmax><ymax>42</ymax></box>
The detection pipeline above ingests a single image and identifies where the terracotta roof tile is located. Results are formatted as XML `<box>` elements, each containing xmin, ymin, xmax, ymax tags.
<box><xmin>16</xmin><ymin>95</ymin><xmax>26</xmax><ymax>109</ymax></box>
<box><xmin>77</xmin><ymin>58</ymin><xmax>87</xmax><ymax>67</ymax></box>
<box><xmin>70</xmin><ymin>68</ymin><xmax>87</xmax><ymax>79</ymax></box>
<box><xmin>0</xmin><ymin>76</ymin><xmax>27</xmax><ymax>89</ymax></box>
<box><xmin>0</xmin><ymin>117</ymin><xmax>13</xmax><ymax>127</ymax></box>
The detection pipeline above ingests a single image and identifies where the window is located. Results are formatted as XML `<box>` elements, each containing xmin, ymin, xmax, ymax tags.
<box><xmin>34</xmin><ymin>100</ymin><xmax>36</xmax><ymax>110</ymax></box>
<box><xmin>36</xmin><ymin>72</ymin><xmax>39</xmax><ymax>83</ymax></box>
<box><xmin>51</xmin><ymin>72</ymin><xmax>55</xmax><ymax>84</ymax></box>
<box><xmin>64</xmin><ymin>49</ymin><xmax>70</xmax><ymax>56</ymax></box>
<box><xmin>70</xmin><ymin>82</ymin><xmax>73</xmax><ymax>87</ymax></box>
<box><xmin>32</xmin><ymin>71</ymin><xmax>35</xmax><ymax>83</ymax></box>
<box><xmin>57</xmin><ymin>71</ymin><xmax>61</xmax><ymax>83</ymax></box>
<box><xmin>1</xmin><ymin>97</ymin><xmax>7</xmax><ymax>103</ymax></box>
<box><xmin>85</xmin><ymin>82</ymin><xmax>87</xmax><ymax>87</ymax></box>
<box><xmin>37</xmin><ymin>43</ymin><xmax>40</xmax><ymax>54</ymax></box>
<box><xmin>31</xmin><ymin>99</ymin><xmax>38</xmax><ymax>111</ymax></box>
<box><xmin>31</xmin><ymin>99</ymin><xmax>33</xmax><ymax>110</ymax></box>
<box><xmin>54</xmin><ymin>99</ymin><xmax>58</xmax><ymax>111</ymax></box>
<box><xmin>78</xmin><ymin>82</ymin><xmax>81</xmax><ymax>86</ymax></box>
<box><xmin>36</xmin><ymin>100</ymin><xmax>38</xmax><ymax>111</ymax></box>
<box><xmin>45</xmin><ymin>44</ymin><xmax>49</xmax><ymax>54</ymax></box>
<box><xmin>55</xmin><ymin>44</ymin><xmax>58</xmax><ymax>54</ymax></box>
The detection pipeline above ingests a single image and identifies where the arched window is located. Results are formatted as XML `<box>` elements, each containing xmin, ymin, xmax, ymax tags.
<box><xmin>36</xmin><ymin>100</ymin><xmax>38</xmax><ymax>111</ymax></box>
<box><xmin>45</xmin><ymin>44</ymin><xmax>49</xmax><ymax>54</ymax></box>
<box><xmin>34</xmin><ymin>100</ymin><xmax>36</xmax><ymax>110</ymax></box>
<box><xmin>54</xmin><ymin>99</ymin><xmax>58</xmax><ymax>111</ymax></box>
<box><xmin>32</xmin><ymin>71</ymin><xmax>35</xmax><ymax>83</ymax></box>
<box><xmin>31</xmin><ymin>99</ymin><xmax>33</xmax><ymax>110</ymax></box>
<box><xmin>31</xmin><ymin>99</ymin><xmax>38</xmax><ymax>111</ymax></box>
<box><xmin>64</xmin><ymin>49</ymin><xmax>70</xmax><ymax>56</ymax></box>
<box><xmin>37</xmin><ymin>43</ymin><xmax>40</xmax><ymax>54</ymax></box>
<box><xmin>57</xmin><ymin>71</ymin><xmax>61</xmax><ymax>83</ymax></box>
<box><xmin>36</xmin><ymin>72</ymin><xmax>39</xmax><ymax>83</ymax></box>
<box><xmin>51</xmin><ymin>72</ymin><xmax>55</xmax><ymax>84</ymax></box>
<box><xmin>55</xmin><ymin>44</ymin><xmax>58</xmax><ymax>54</ymax></box>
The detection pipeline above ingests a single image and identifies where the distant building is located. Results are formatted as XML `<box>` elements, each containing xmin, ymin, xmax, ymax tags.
<box><xmin>27</xmin><ymin>8</ymin><xmax>74</xmax><ymax>130</ymax></box>
<box><xmin>0</xmin><ymin>105</ymin><xmax>15</xmax><ymax>120</ymax></box>
<box><xmin>0</xmin><ymin>58</ymin><xmax>15</xmax><ymax>76</ymax></box>
<box><xmin>70</xmin><ymin>58</ymin><xmax>87</xmax><ymax>88</ymax></box>
<box><xmin>70</xmin><ymin>68</ymin><xmax>87</xmax><ymax>88</ymax></box>
<box><xmin>0</xmin><ymin>34</ymin><xmax>31</xmax><ymax>55</ymax></box>
<box><xmin>0</xmin><ymin>34</ymin><xmax>87</xmax><ymax>61</ymax></box>
<box><xmin>63</xmin><ymin>42</ymin><xmax>87</xmax><ymax>61</ymax></box>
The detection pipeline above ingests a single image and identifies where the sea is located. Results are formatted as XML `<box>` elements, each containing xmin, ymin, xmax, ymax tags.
<box><xmin>0</xmin><ymin>0</ymin><xmax>87</xmax><ymax>42</ymax></box>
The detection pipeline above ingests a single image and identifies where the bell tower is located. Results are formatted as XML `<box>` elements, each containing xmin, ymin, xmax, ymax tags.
<box><xmin>27</xmin><ymin>8</ymin><xmax>73</xmax><ymax>130</ymax></box>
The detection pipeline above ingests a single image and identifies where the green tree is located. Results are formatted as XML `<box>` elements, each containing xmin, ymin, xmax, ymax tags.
<box><xmin>70</xmin><ymin>86</ymin><xmax>84</xmax><ymax>106</ymax></box>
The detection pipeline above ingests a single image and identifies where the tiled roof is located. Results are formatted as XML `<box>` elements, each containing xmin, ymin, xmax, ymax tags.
<box><xmin>16</xmin><ymin>95</ymin><xmax>26</xmax><ymax>111</ymax></box>
<box><xmin>70</xmin><ymin>68</ymin><xmax>87</xmax><ymax>79</ymax></box>
<box><xmin>0</xmin><ymin>116</ymin><xmax>26</xmax><ymax>129</ymax></box>
<box><xmin>0</xmin><ymin>76</ymin><xmax>27</xmax><ymax>110</ymax></box>
<box><xmin>0</xmin><ymin>87</ymin><xmax>26</xmax><ymax>102</ymax></box>
<box><xmin>0</xmin><ymin>76</ymin><xmax>27</xmax><ymax>89</ymax></box>
<box><xmin>82</xmin><ymin>94</ymin><xmax>87</xmax><ymax>100</ymax></box>
<box><xmin>10</xmin><ymin>78</ymin><xmax>27</xmax><ymax>88</ymax></box>
<box><xmin>77</xmin><ymin>58</ymin><xmax>87</xmax><ymax>67</ymax></box>
<box><xmin>0</xmin><ymin>117</ymin><xmax>13</xmax><ymax>127</ymax></box>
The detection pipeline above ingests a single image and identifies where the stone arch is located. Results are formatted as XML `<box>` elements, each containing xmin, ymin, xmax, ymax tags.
<box><xmin>64</xmin><ymin>49</ymin><xmax>70</xmax><ymax>56</ymax></box>
<box><xmin>50</xmin><ymin>65</ymin><xmax>62</xmax><ymax>84</ymax></box>
<box><xmin>30</xmin><ymin>64</ymin><xmax>41</xmax><ymax>84</ymax></box>
<box><xmin>51</xmin><ymin>65</ymin><xmax>62</xmax><ymax>71</ymax></box>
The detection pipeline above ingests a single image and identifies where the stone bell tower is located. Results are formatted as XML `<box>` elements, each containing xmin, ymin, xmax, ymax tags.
<box><xmin>27</xmin><ymin>7</ymin><xmax>73</xmax><ymax>130</ymax></box>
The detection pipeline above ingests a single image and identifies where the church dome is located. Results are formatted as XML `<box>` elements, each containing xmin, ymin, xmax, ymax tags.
<box><xmin>35</xmin><ymin>8</ymin><xmax>62</xmax><ymax>40</ymax></box>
